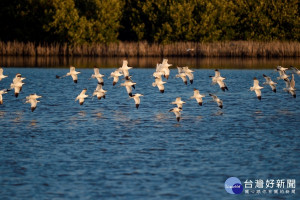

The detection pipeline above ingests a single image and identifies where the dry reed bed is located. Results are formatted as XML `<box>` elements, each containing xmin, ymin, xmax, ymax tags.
<box><xmin>0</xmin><ymin>41</ymin><xmax>299</xmax><ymax>57</ymax></box>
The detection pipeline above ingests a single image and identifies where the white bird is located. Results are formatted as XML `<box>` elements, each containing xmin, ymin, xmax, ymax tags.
<box><xmin>0</xmin><ymin>89</ymin><xmax>9</xmax><ymax>104</ymax></box>
<box><xmin>171</xmin><ymin>97</ymin><xmax>186</xmax><ymax>109</ymax></box>
<box><xmin>66</xmin><ymin>66</ymin><xmax>80</xmax><ymax>83</ymax></box>
<box><xmin>91</xmin><ymin>67</ymin><xmax>105</xmax><ymax>85</ymax></box>
<box><xmin>75</xmin><ymin>89</ymin><xmax>88</xmax><ymax>105</ymax></box>
<box><xmin>210</xmin><ymin>69</ymin><xmax>228</xmax><ymax>91</ymax></box>
<box><xmin>153</xmin><ymin>64</ymin><xmax>164</xmax><ymax>78</ymax></box>
<box><xmin>25</xmin><ymin>94</ymin><xmax>42</xmax><ymax>112</ymax></box>
<box><xmin>0</xmin><ymin>68</ymin><xmax>8</xmax><ymax>81</ymax></box>
<box><xmin>190</xmin><ymin>88</ymin><xmax>205</xmax><ymax>106</ymax></box>
<box><xmin>130</xmin><ymin>93</ymin><xmax>143</xmax><ymax>109</ymax></box>
<box><xmin>284</xmin><ymin>74</ymin><xmax>296</xmax><ymax>98</ymax></box>
<box><xmin>209</xmin><ymin>94</ymin><xmax>223</xmax><ymax>109</ymax></box>
<box><xmin>169</xmin><ymin>107</ymin><xmax>182</xmax><ymax>122</ymax></box>
<box><xmin>289</xmin><ymin>74</ymin><xmax>296</xmax><ymax>98</ymax></box>
<box><xmin>263</xmin><ymin>74</ymin><xmax>277</xmax><ymax>93</ymax></box>
<box><xmin>92</xmin><ymin>84</ymin><xmax>107</xmax><ymax>100</ymax></box>
<box><xmin>250</xmin><ymin>77</ymin><xmax>263</xmax><ymax>100</ymax></box>
<box><xmin>109</xmin><ymin>69</ymin><xmax>123</xmax><ymax>86</ymax></box>
<box><xmin>124</xmin><ymin>76</ymin><xmax>136</xmax><ymax>89</ymax></box>
<box><xmin>160</xmin><ymin>58</ymin><xmax>172</xmax><ymax>80</ymax></box>
<box><xmin>276</xmin><ymin>65</ymin><xmax>288</xmax><ymax>72</ymax></box>
<box><xmin>12</xmin><ymin>73</ymin><xmax>25</xmax><ymax>83</ymax></box>
<box><xmin>152</xmin><ymin>77</ymin><xmax>166</xmax><ymax>93</ymax></box>
<box><xmin>175</xmin><ymin>67</ymin><xmax>188</xmax><ymax>85</ymax></box>
<box><xmin>186</xmin><ymin>48</ymin><xmax>194</xmax><ymax>52</ymax></box>
<box><xmin>290</xmin><ymin>66</ymin><xmax>300</xmax><ymax>76</ymax></box>
<box><xmin>121</xmin><ymin>80</ymin><xmax>136</xmax><ymax>97</ymax></box>
<box><xmin>10</xmin><ymin>73</ymin><xmax>25</xmax><ymax>97</ymax></box>
<box><xmin>277</xmin><ymin>70</ymin><xmax>289</xmax><ymax>81</ymax></box>
<box><xmin>120</xmin><ymin>60</ymin><xmax>132</xmax><ymax>80</ymax></box>
<box><xmin>182</xmin><ymin>66</ymin><xmax>194</xmax><ymax>84</ymax></box>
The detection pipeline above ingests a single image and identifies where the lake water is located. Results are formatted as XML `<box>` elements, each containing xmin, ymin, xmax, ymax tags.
<box><xmin>0</xmin><ymin>57</ymin><xmax>300</xmax><ymax>199</ymax></box>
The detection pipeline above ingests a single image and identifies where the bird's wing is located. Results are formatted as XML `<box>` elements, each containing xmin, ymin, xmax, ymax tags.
<box><xmin>0</xmin><ymin>68</ymin><xmax>3</xmax><ymax>75</ymax></box>
<box><xmin>217</xmin><ymin>79</ymin><xmax>225</xmax><ymax>88</ymax></box>
<box><xmin>79</xmin><ymin>98</ymin><xmax>85</xmax><ymax>104</ymax></box>
<box><xmin>215</xmin><ymin>70</ymin><xmax>220</xmax><ymax>77</ymax></box>
<box><xmin>209</xmin><ymin>93</ymin><xmax>217</xmax><ymax>100</ymax></box>
<box><xmin>194</xmin><ymin>90</ymin><xmax>200</xmax><ymax>96</ymax></box>
<box><xmin>156</xmin><ymin>63</ymin><xmax>163</xmax><ymax>72</ymax></box>
<box><xmin>186</xmin><ymin>72</ymin><xmax>194</xmax><ymax>80</ymax></box>
<box><xmin>95</xmin><ymin>84</ymin><xmax>102</xmax><ymax>91</ymax></box>
<box><xmin>180</xmin><ymin>73</ymin><xmax>187</xmax><ymax>81</ymax></box>
<box><xmin>30</xmin><ymin>99</ymin><xmax>38</xmax><ymax>108</ymax></box>
<box><xmin>113</xmin><ymin>76</ymin><xmax>119</xmax><ymax>83</ymax></box>
<box><xmin>177</xmin><ymin>67</ymin><xmax>183</xmax><ymax>74</ymax></box>
<box><xmin>122</xmin><ymin>60</ymin><xmax>128</xmax><ymax>68</ymax></box>
<box><xmin>290</xmin><ymin>74</ymin><xmax>295</xmax><ymax>88</ymax></box>
<box><xmin>80</xmin><ymin>89</ymin><xmax>87</xmax><ymax>96</ymax></box>
<box><xmin>263</xmin><ymin>74</ymin><xmax>271</xmax><ymax>82</ymax></box>
<box><xmin>253</xmin><ymin>79</ymin><xmax>259</xmax><ymax>87</ymax></box>
<box><xmin>174</xmin><ymin>111</ymin><xmax>181</xmax><ymax>118</ymax></box>
<box><xmin>162</xmin><ymin>59</ymin><xmax>168</xmax><ymax>66</ymax></box>
<box><xmin>255</xmin><ymin>89</ymin><xmax>261</xmax><ymax>97</ymax></box>
<box><xmin>157</xmin><ymin>83</ymin><xmax>165</xmax><ymax>91</ymax></box>
<box><xmin>71</xmin><ymin>74</ymin><xmax>78</xmax><ymax>81</ymax></box>
<box><xmin>284</xmin><ymin>78</ymin><xmax>290</xmax><ymax>88</ymax></box>
<box><xmin>125</xmin><ymin>85</ymin><xmax>132</xmax><ymax>94</ymax></box>
<box><xmin>270</xmin><ymin>84</ymin><xmax>276</xmax><ymax>91</ymax></box>
<box><xmin>70</xmin><ymin>66</ymin><xmax>75</xmax><ymax>72</ymax></box>
<box><xmin>94</xmin><ymin>68</ymin><xmax>99</xmax><ymax>75</ymax></box>
<box><xmin>134</xmin><ymin>96</ymin><xmax>140</xmax><ymax>104</ymax></box>
<box><xmin>14</xmin><ymin>86</ymin><xmax>21</xmax><ymax>94</ymax></box>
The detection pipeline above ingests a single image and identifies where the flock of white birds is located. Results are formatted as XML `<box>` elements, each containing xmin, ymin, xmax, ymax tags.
<box><xmin>0</xmin><ymin>59</ymin><xmax>299</xmax><ymax>122</ymax></box>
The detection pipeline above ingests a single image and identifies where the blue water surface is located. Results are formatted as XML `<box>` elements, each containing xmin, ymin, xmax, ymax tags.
<box><xmin>0</xmin><ymin>66</ymin><xmax>299</xmax><ymax>200</ymax></box>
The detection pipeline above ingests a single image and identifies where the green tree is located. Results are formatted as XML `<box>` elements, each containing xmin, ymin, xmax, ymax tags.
<box><xmin>232</xmin><ymin>0</ymin><xmax>299</xmax><ymax>41</ymax></box>
<box><xmin>44</xmin><ymin>0</ymin><xmax>123</xmax><ymax>44</ymax></box>
<box><xmin>75</xmin><ymin>0</ymin><xmax>123</xmax><ymax>43</ymax></box>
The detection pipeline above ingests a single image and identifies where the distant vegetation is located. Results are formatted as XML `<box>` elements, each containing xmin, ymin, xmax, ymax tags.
<box><xmin>1</xmin><ymin>41</ymin><xmax>299</xmax><ymax>57</ymax></box>
<box><xmin>0</xmin><ymin>0</ymin><xmax>299</xmax><ymax>57</ymax></box>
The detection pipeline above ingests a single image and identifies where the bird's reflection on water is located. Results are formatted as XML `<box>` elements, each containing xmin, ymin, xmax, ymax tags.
<box><xmin>12</xmin><ymin>111</ymin><xmax>23</xmax><ymax>123</ymax></box>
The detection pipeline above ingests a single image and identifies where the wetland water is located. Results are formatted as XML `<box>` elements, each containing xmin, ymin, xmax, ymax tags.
<box><xmin>0</xmin><ymin>57</ymin><xmax>299</xmax><ymax>199</ymax></box>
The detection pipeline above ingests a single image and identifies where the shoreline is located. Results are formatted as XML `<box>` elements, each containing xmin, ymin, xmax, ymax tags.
<box><xmin>0</xmin><ymin>41</ymin><xmax>299</xmax><ymax>58</ymax></box>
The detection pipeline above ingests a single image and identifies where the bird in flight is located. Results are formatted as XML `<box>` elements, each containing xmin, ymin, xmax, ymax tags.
<box><xmin>209</xmin><ymin>93</ymin><xmax>223</xmax><ymax>109</ymax></box>
<box><xmin>25</xmin><ymin>94</ymin><xmax>42</xmax><ymax>112</ymax></box>
<box><xmin>169</xmin><ymin>107</ymin><xmax>182</xmax><ymax>122</ymax></box>
<box><xmin>0</xmin><ymin>68</ymin><xmax>8</xmax><ymax>81</ymax></box>
<box><xmin>190</xmin><ymin>88</ymin><xmax>205</xmax><ymax>106</ymax></box>
<box><xmin>75</xmin><ymin>89</ymin><xmax>88</xmax><ymax>105</ymax></box>
<box><xmin>210</xmin><ymin>69</ymin><xmax>228</xmax><ymax>92</ymax></box>
<box><xmin>130</xmin><ymin>93</ymin><xmax>143</xmax><ymax>109</ymax></box>
<box><xmin>91</xmin><ymin>67</ymin><xmax>105</xmax><ymax>85</ymax></box>
<box><xmin>0</xmin><ymin>89</ymin><xmax>9</xmax><ymax>105</ymax></box>
<box><xmin>10</xmin><ymin>73</ymin><xmax>25</xmax><ymax>98</ymax></box>
<box><xmin>250</xmin><ymin>77</ymin><xmax>263</xmax><ymax>100</ymax></box>
<box><xmin>263</xmin><ymin>74</ymin><xmax>277</xmax><ymax>93</ymax></box>
<box><xmin>171</xmin><ymin>97</ymin><xmax>186</xmax><ymax>109</ymax></box>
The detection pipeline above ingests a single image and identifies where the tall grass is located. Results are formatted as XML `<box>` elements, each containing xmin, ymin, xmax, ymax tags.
<box><xmin>0</xmin><ymin>41</ymin><xmax>299</xmax><ymax>57</ymax></box>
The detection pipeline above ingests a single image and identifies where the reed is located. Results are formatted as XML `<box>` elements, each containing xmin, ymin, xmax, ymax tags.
<box><xmin>0</xmin><ymin>41</ymin><xmax>299</xmax><ymax>57</ymax></box>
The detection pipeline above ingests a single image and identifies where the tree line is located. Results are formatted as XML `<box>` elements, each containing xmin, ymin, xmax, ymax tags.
<box><xmin>0</xmin><ymin>0</ymin><xmax>299</xmax><ymax>45</ymax></box>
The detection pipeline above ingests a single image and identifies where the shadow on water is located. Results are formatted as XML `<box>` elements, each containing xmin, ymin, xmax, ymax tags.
<box><xmin>1</xmin><ymin>56</ymin><xmax>300</xmax><ymax>69</ymax></box>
